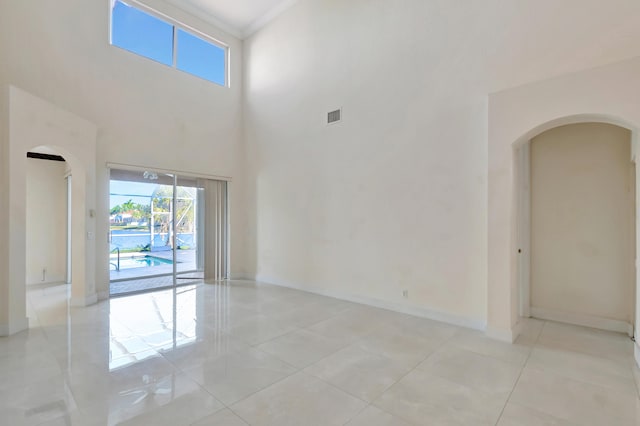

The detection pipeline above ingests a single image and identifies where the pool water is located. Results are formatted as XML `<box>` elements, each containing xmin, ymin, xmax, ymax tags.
<box><xmin>115</xmin><ymin>255</ymin><xmax>173</xmax><ymax>270</ymax></box>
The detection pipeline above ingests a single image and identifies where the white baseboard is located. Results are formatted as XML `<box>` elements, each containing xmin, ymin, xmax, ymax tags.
<box><xmin>485</xmin><ymin>321</ymin><xmax>523</xmax><ymax>343</ymax></box>
<box><xmin>229</xmin><ymin>272</ymin><xmax>255</xmax><ymax>281</ymax></box>
<box><xmin>634</xmin><ymin>343</ymin><xmax>640</xmax><ymax>369</ymax></box>
<box><xmin>70</xmin><ymin>293</ymin><xmax>98</xmax><ymax>307</ymax></box>
<box><xmin>26</xmin><ymin>276</ymin><xmax>66</xmax><ymax>286</ymax></box>
<box><xmin>0</xmin><ymin>317</ymin><xmax>29</xmax><ymax>336</ymax></box>
<box><xmin>254</xmin><ymin>274</ymin><xmax>485</xmax><ymax>331</ymax></box>
<box><xmin>26</xmin><ymin>280</ymin><xmax>68</xmax><ymax>287</ymax></box>
<box><xmin>531</xmin><ymin>306</ymin><xmax>632</xmax><ymax>335</ymax></box>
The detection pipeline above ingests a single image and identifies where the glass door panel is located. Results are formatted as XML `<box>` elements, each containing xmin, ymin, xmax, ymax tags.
<box><xmin>109</xmin><ymin>168</ymin><xmax>175</xmax><ymax>296</ymax></box>
<box><xmin>175</xmin><ymin>177</ymin><xmax>204</xmax><ymax>284</ymax></box>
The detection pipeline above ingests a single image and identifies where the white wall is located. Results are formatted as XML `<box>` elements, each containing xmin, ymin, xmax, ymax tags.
<box><xmin>530</xmin><ymin>123</ymin><xmax>634</xmax><ymax>324</ymax></box>
<box><xmin>25</xmin><ymin>158</ymin><xmax>68</xmax><ymax>285</ymax></box>
<box><xmin>0</xmin><ymin>0</ymin><xmax>248</xmax><ymax>303</ymax></box>
<box><xmin>243</xmin><ymin>0</ymin><xmax>640</xmax><ymax>326</ymax></box>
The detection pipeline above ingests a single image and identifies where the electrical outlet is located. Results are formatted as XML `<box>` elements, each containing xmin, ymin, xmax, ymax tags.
<box><xmin>402</xmin><ymin>289</ymin><xmax>408</xmax><ymax>298</ymax></box>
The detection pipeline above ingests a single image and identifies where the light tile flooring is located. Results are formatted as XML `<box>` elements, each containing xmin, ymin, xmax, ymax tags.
<box><xmin>2</xmin><ymin>280</ymin><xmax>639</xmax><ymax>425</ymax></box>
<box><xmin>109</xmin><ymin>273</ymin><xmax>203</xmax><ymax>296</ymax></box>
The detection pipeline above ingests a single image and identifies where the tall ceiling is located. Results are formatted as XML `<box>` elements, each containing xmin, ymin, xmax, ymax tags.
<box><xmin>165</xmin><ymin>0</ymin><xmax>298</xmax><ymax>39</ymax></box>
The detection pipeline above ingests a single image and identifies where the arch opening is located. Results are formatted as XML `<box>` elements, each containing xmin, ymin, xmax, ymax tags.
<box><xmin>25</xmin><ymin>145</ymin><xmax>89</xmax><ymax>309</ymax></box>
<box><xmin>514</xmin><ymin>121</ymin><xmax>636</xmax><ymax>336</ymax></box>
<box><xmin>1</xmin><ymin>86</ymin><xmax>98</xmax><ymax>337</ymax></box>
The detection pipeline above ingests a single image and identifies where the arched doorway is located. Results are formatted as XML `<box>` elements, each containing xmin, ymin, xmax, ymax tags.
<box><xmin>25</xmin><ymin>145</ymin><xmax>91</xmax><ymax>307</ymax></box>
<box><xmin>487</xmin><ymin>60</ymin><xmax>640</xmax><ymax>368</ymax></box>
<box><xmin>25</xmin><ymin>148</ymin><xmax>71</xmax><ymax>287</ymax></box>
<box><xmin>488</xmin><ymin>112</ymin><xmax>640</xmax><ymax>357</ymax></box>
<box><xmin>0</xmin><ymin>86</ymin><xmax>98</xmax><ymax>336</ymax></box>
<box><xmin>514</xmin><ymin>122</ymin><xmax>635</xmax><ymax>335</ymax></box>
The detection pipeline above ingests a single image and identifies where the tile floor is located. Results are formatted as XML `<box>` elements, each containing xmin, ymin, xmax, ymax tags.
<box><xmin>109</xmin><ymin>272</ymin><xmax>203</xmax><ymax>296</ymax></box>
<box><xmin>1</xmin><ymin>280</ymin><xmax>639</xmax><ymax>425</ymax></box>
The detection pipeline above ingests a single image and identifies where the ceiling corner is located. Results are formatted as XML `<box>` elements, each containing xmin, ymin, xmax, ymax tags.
<box><xmin>242</xmin><ymin>0</ymin><xmax>299</xmax><ymax>39</ymax></box>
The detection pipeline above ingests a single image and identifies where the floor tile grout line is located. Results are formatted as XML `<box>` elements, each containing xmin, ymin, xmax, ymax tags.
<box><xmin>531</xmin><ymin>319</ymin><xmax>545</xmax><ymax>345</ymax></box>
<box><xmin>408</xmin><ymin>343</ymin><xmax>531</xmax><ymax>419</ymax></box>
<box><xmin>216</xmin><ymin>362</ymin><xmax>302</xmax><ymax>410</ymax></box>
<box><xmin>176</xmin><ymin>351</ymin><xmax>288</xmax><ymax>424</ymax></box>
<box><xmin>302</xmin><ymin>354</ymin><xmax>401</xmax><ymax>406</ymax></box>
<box><xmin>261</xmin><ymin>338</ymin><xmax>352</xmax><ymax>371</ymax></box>
<box><xmin>502</xmin><ymin>320</ymin><xmax>637</xmax><ymax>425</ymax></box>
<box><xmin>493</xmin><ymin>320</ymin><xmax>546</xmax><ymax>426</ymax></box>
<box><xmin>155</xmin><ymin>295</ymin><xmax>407</xmax><ymax>420</ymax></box>
<box><xmin>342</xmin><ymin>402</ymin><xmax>371</xmax><ymax>426</ymax></box>
<box><xmin>246</xmin><ymin>323</ymin><xmax>320</xmax><ymax>348</ymax></box>
<box><xmin>538</xmin><ymin>319</ymin><xmax>634</xmax><ymax>345</ymax></box>
<box><xmin>122</xmin><ymin>312</ymin><xmax>304</xmax><ymax>419</ymax></box>
<box><xmin>445</xmin><ymin>342</ymin><xmax>527</xmax><ymax>368</ymax></box>
<box><xmin>527</xmin><ymin>320</ymin><xmax>640</xmax><ymax>395</ymax></box>
<box><xmin>297</xmin><ymin>313</ymin><xmax>348</xmax><ymax>332</ymax></box>
<box><xmin>363</xmin><ymin>346</ymin><xmax>444</xmax><ymax>425</ymax></box>
<box><xmin>309</xmin><ymin>370</ymin><xmax>371</xmax><ymax>405</ymax></box>
<box><xmin>217</xmin><ymin>342</ymin><xmax>371</xmax><ymax>425</ymax></box>
<box><xmin>521</xmin><ymin>357</ymin><xmax>640</xmax><ymax>397</ymax></box>
<box><xmin>533</xmin><ymin>342</ymin><xmax>636</xmax><ymax>367</ymax></box>
<box><xmin>246</xmin><ymin>344</ymin><xmax>305</xmax><ymax>371</ymax></box>
<box><xmin>222</xmin><ymin>405</ymin><xmax>251</xmax><ymax>426</ymax></box>
<box><xmin>350</xmin><ymin>338</ymin><xmax>438</xmax><ymax>369</ymax></box>
<box><xmin>223</xmin><ymin>369</ymin><xmax>369</xmax><ymax>425</ymax></box>
<box><xmin>241</xmin><ymin>326</ymin><xmax>302</xmax><ymax>348</ymax></box>
<box><xmin>298</xmin><ymin>322</ymin><xmax>424</xmax><ymax>373</ymax></box>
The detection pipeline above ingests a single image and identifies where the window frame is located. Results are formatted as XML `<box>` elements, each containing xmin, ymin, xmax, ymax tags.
<box><xmin>109</xmin><ymin>0</ymin><xmax>230</xmax><ymax>87</ymax></box>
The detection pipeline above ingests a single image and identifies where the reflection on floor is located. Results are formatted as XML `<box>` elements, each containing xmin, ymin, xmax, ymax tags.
<box><xmin>1</xmin><ymin>281</ymin><xmax>639</xmax><ymax>425</ymax></box>
<box><xmin>109</xmin><ymin>273</ymin><xmax>203</xmax><ymax>296</ymax></box>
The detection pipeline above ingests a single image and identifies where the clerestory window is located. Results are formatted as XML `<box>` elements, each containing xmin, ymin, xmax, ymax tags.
<box><xmin>110</xmin><ymin>0</ymin><xmax>227</xmax><ymax>87</ymax></box>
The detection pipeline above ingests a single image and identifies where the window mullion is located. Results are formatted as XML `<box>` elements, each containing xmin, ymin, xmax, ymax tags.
<box><xmin>172</xmin><ymin>26</ymin><xmax>178</xmax><ymax>68</ymax></box>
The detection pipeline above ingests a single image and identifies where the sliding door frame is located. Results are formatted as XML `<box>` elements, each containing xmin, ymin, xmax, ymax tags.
<box><xmin>106</xmin><ymin>162</ymin><xmax>232</xmax><ymax>183</ymax></box>
<box><xmin>107</xmin><ymin>163</ymin><xmax>231</xmax><ymax>296</ymax></box>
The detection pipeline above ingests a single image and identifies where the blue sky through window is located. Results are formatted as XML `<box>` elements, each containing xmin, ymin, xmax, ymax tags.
<box><xmin>110</xmin><ymin>180</ymin><xmax>158</xmax><ymax>209</ymax></box>
<box><xmin>111</xmin><ymin>1</ymin><xmax>173</xmax><ymax>66</ymax></box>
<box><xmin>111</xmin><ymin>1</ymin><xmax>227</xmax><ymax>86</ymax></box>
<box><xmin>177</xmin><ymin>29</ymin><xmax>226</xmax><ymax>86</ymax></box>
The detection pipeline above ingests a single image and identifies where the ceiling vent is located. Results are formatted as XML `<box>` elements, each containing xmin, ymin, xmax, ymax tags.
<box><xmin>327</xmin><ymin>108</ymin><xmax>342</xmax><ymax>125</ymax></box>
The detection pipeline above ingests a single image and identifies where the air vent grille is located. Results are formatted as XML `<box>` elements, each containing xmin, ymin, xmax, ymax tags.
<box><xmin>327</xmin><ymin>109</ymin><xmax>342</xmax><ymax>124</ymax></box>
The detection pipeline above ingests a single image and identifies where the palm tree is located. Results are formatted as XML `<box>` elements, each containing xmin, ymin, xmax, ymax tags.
<box><xmin>122</xmin><ymin>199</ymin><xmax>135</xmax><ymax>213</ymax></box>
<box><xmin>151</xmin><ymin>185</ymin><xmax>196</xmax><ymax>248</ymax></box>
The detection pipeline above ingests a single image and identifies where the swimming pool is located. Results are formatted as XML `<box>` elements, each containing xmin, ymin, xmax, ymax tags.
<box><xmin>113</xmin><ymin>255</ymin><xmax>173</xmax><ymax>270</ymax></box>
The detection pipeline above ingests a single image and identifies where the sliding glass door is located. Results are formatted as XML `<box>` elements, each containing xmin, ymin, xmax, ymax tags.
<box><xmin>109</xmin><ymin>167</ymin><xmax>228</xmax><ymax>296</ymax></box>
<box><xmin>174</xmin><ymin>176</ymin><xmax>203</xmax><ymax>285</ymax></box>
